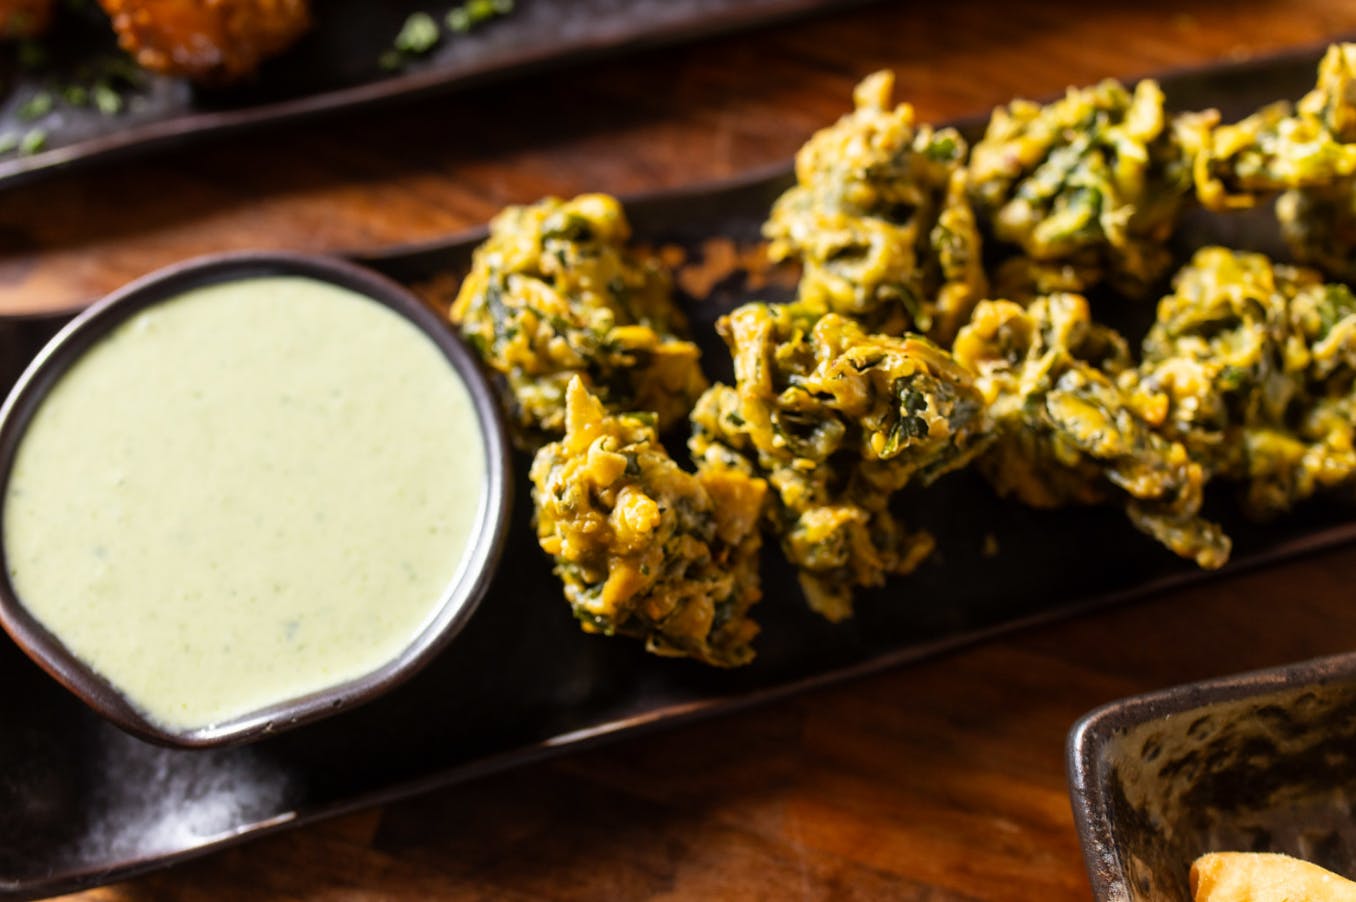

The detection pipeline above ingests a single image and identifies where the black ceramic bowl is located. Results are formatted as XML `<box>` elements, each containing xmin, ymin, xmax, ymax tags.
<box><xmin>0</xmin><ymin>252</ymin><xmax>512</xmax><ymax>749</ymax></box>
<box><xmin>1068</xmin><ymin>652</ymin><xmax>1356</xmax><ymax>901</ymax></box>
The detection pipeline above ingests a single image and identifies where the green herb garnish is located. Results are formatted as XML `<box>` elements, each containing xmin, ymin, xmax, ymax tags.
<box><xmin>394</xmin><ymin>12</ymin><xmax>440</xmax><ymax>55</ymax></box>
<box><xmin>17</xmin><ymin>91</ymin><xmax>53</xmax><ymax>121</ymax></box>
<box><xmin>18</xmin><ymin>128</ymin><xmax>46</xmax><ymax>155</ymax></box>
<box><xmin>448</xmin><ymin>0</ymin><xmax>512</xmax><ymax>32</ymax></box>
<box><xmin>383</xmin><ymin>1</ymin><xmax>514</xmax><ymax>71</ymax></box>
<box><xmin>92</xmin><ymin>82</ymin><xmax>122</xmax><ymax>116</ymax></box>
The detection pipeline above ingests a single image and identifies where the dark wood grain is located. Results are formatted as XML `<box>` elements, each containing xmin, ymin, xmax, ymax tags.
<box><xmin>22</xmin><ymin>0</ymin><xmax>1356</xmax><ymax>899</ymax></box>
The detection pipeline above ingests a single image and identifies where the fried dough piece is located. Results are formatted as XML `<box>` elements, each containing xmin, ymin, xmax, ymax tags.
<box><xmin>0</xmin><ymin>0</ymin><xmax>53</xmax><ymax>38</ymax></box>
<box><xmin>1192</xmin><ymin>852</ymin><xmax>1356</xmax><ymax>902</ymax></box>
<box><xmin>764</xmin><ymin>71</ymin><xmax>985</xmax><ymax>341</ymax></box>
<box><xmin>1129</xmin><ymin>247</ymin><xmax>1356</xmax><ymax>518</ymax></box>
<box><xmin>450</xmin><ymin>194</ymin><xmax>707</xmax><ymax>449</ymax></box>
<box><xmin>968</xmin><ymin>77</ymin><xmax>1208</xmax><ymax>295</ymax></box>
<box><xmin>954</xmin><ymin>293</ymin><xmax>1231</xmax><ymax>568</ymax></box>
<box><xmin>531</xmin><ymin>378</ymin><xmax>766</xmax><ymax>667</ymax></box>
<box><xmin>1195</xmin><ymin>44</ymin><xmax>1356</xmax><ymax>211</ymax></box>
<box><xmin>690</xmin><ymin>302</ymin><xmax>990</xmax><ymax>621</ymax></box>
<box><xmin>98</xmin><ymin>0</ymin><xmax>311</xmax><ymax>83</ymax></box>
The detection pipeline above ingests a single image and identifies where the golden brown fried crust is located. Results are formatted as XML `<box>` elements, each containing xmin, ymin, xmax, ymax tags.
<box><xmin>98</xmin><ymin>0</ymin><xmax>311</xmax><ymax>82</ymax></box>
<box><xmin>0</xmin><ymin>0</ymin><xmax>54</xmax><ymax>39</ymax></box>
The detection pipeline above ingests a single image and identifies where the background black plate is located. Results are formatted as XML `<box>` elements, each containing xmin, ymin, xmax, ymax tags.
<box><xmin>0</xmin><ymin>0</ymin><xmax>868</xmax><ymax>190</ymax></box>
<box><xmin>1</xmin><ymin>44</ymin><xmax>1353</xmax><ymax>900</ymax></box>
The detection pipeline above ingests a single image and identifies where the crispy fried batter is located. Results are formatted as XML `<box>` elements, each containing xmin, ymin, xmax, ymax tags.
<box><xmin>968</xmin><ymin>78</ymin><xmax>1206</xmax><ymax>295</ymax></box>
<box><xmin>1192</xmin><ymin>852</ymin><xmax>1356</xmax><ymax>902</ymax></box>
<box><xmin>690</xmin><ymin>302</ymin><xmax>990</xmax><ymax>620</ymax></box>
<box><xmin>1196</xmin><ymin>44</ymin><xmax>1356</xmax><ymax>210</ymax></box>
<box><xmin>97</xmin><ymin>0</ymin><xmax>311</xmax><ymax>83</ymax></box>
<box><xmin>531</xmin><ymin>378</ymin><xmax>766</xmax><ymax>667</ymax></box>
<box><xmin>450</xmin><ymin>194</ymin><xmax>707</xmax><ymax>448</ymax></box>
<box><xmin>954</xmin><ymin>293</ymin><xmax>1231</xmax><ymax>568</ymax></box>
<box><xmin>1130</xmin><ymin>247</ymin><xmax>1356</xmax><ymax>517</ymax></box>
<box><xmin>763</xmin><ymin>71</ymin><xmax>985</xmax><ymax>341</ymax></box>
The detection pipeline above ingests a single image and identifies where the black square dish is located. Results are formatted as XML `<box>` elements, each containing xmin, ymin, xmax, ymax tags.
<box><xmin>1068</xmin><ymin>652</ymin><xmax>1356</xmax><ymax>901</ymax></box>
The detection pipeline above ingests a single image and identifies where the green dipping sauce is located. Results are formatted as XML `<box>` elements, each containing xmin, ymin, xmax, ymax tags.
<box><xmin>2</xmin><ymin>276</ymin><xmax>486</xmax><ymax>731</ymax></box>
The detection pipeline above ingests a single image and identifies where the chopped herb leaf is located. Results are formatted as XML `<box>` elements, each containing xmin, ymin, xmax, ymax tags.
<box><xmin>19</xmin><ymin>128</ymin><xmax>46</xmax><ymax>155</ymax></box>
<box><xmin>395</xmin><ymin>12</ymin><xmax>440</xmax><ymax>55</ymax></box>
<box><xmin>92</xmin><ymin>82</ymin><xmax>122</xmax><ymax>115</ymax></box>
<box><xmin>18</xmin><ymin>92</ymin><xmax>52</xmax><ymax>121</ymax></box>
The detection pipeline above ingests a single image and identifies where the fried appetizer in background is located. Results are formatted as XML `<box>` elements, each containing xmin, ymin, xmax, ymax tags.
<box><xmin>450</xmin><ymin>194</ymin><xmax>707</xmax><ymax>448</ymax></box>
<box><xmin>1277</xmin><ymin>45</ymin><xmax>1356</xmax><ymax>276</ymax></box>
<box><xmin>531</xmin><ymin>378</ymin><xmax>766</xmax><ymax>667</ymax></box>
<box><xmin>97</xmin><ymin>0</ymin><xmax>311</xmax><ymax>82</ymax></box>
<box><xmin>968</xmin><ymin>78</ymin><xmax>1205</xmax><ymax>295</ymax></box>
<box><xmin>954</xmin><ymin>293</ymin><xmax>1231</xmax><ymax>568</ymax></box>
<box><xmin>1192</xmin><ymin>43</ymin><xmax>1356</xmax><ymax>279</ymax></box>
<box><xmin>1191</xmin><ymin>852</ymin><xmax>1356</xmax><ymax>902</ymax></box>
<box><xmin>0</xmin><ymin>0</ymin><xmax>53</xmax><ymax>38</ymax></box>
<box><xmin>1279</xmin><ymin>179</ymin><xmax>1356</xmax><ymax>282</ymax></box>
<box><xmin>690</xmin><ymin>302</ymin><xmax>990</xmax><ymax>621</ymax></box>
<box><xmin>1130</xmin><ymin>247</ymin><xmax>1356</xmax><ymax>517</ymax></box>
<box><xmin>1195</xmin><ymin>43</ymin><xmax>1356</xmax><ymax>210</ymax></box>
<box><xmin>763</xmin><ymin>71</ymin><xmax>986</xmax><ymax>341</ymax></box>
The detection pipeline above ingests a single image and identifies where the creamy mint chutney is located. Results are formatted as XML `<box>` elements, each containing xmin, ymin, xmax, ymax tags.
<box><xmin>2</xmin><ymin>276</ymin><xmax>487</xmax><ymax>732</ymax></box>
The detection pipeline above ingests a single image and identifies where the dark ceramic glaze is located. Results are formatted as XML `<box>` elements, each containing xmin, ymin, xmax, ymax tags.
<box><xmin>1068</xmin><ymin>653</ymin><xmax>1356</xmax><ymax>902</ymax></box>
<box><xmin>2</xmin><ymin>45</ymin><xmax>1356</xmax><ymax>900</ymax></box>
<box><xmin>0</xmin><ymin>0</ymin><xmax>867</xmax><ymax>190</ymax></box>
<box><xmin>0</xmin><ymin>253</ymin><xmax>513</xmax><ymax>749</ymax></box>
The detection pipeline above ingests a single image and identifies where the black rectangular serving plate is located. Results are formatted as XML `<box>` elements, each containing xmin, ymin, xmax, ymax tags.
<box><xmin>0</xmin><ymin>0</ymin><xmax>867</xmax><ymax>190</ymax></box>
<box><xmin>1068</xmin><ymin>652</ymin><xmax>1356</xmax><ymax>901</ymax></box>
<box><xmin>1</xmin><ymin>45</ymin><xmax>1354</xmax><ymax>899</ymax></box>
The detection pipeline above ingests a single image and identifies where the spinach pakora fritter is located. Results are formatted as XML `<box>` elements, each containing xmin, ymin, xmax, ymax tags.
<box><xmin>953</xmin><ymin>293</ymin><xmax>1231</xmax><ymax>569</ymax></box>
<box><xmin>1275</xmin><ymin>45</ymin><xmax>1356</xmax><ymax>281</ymax></box>
<box><xmin>451</xmin><ymin>194</ymin><xmax>707</xmax><ymax>447</ymax></box>
<box><xmin>531</xmin><ymin>377</ymin><xmax>767</xmax><ymax>667</ymax></box>
<box><xmin>968</xmin><ymin>78</ymin><xmax>1206</xmax><ymax>296</ymax></box>
<box><xmin>1195</xmin><ymin>44</ymin><xmax>1356</xmax><ymax>211</ymax></box>
<box><xmin>689</xmin><ymin>302</ymin><xmax>990</xmax><ymax>621</ymax></box>
<box><xmin>763</xmin><ymin>71</ymin><xmax>986</xmax><ymax>341</ymax></box>
<box><xmin>1129</xmin><ymin>247</ymin><xmax>1356</xmax><ymax>517</ymax></box>
<box><xmin>1278</xmin><ymin>180</ymin><xmax>1356</xmax><ymax>282</ymax></box>
<box><xmin>1192</xmin><ymin>43</ymin><xmax>1356</xmax><ymax>280</ymax></box>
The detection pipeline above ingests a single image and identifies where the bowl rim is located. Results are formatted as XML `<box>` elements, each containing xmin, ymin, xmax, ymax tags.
<box><xmin>0</xmin><ymin>250</ymin><xmax>513</xmax><ymax>749</ymax></box>
<box><xmin>1065</xmin><ymin>649</ymin><xmax>1356</xmax><ymax>901</ymax></box>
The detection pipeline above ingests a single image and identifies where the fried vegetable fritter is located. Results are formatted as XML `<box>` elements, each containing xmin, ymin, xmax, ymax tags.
<box><xmin>953</xmin><ymin>293</ymin><xmax>1231</xmax><ymax>568</ymax></box>
<box><xmin>968</xmin><ymin>78</ymin><xmax>1206</xmax><ymax>295</ymax></box>
<box><xmin>1273</xmin><ymin>46</ymin><xmax>1356</xmax><ymax>280</ymax></box>
<box><xmin>0</xmin><ymin>0</ymin><xmax>53</xmax><ymax>38</ymax></box>
<box><xmin>97</xmin><ymin>0</ymin><xmax>311</xmax><ymax>83</ymax></box>
<box><xmin>1195</xmin><ymin>44</ymin><xmax>1356</xmax><ymax>211</ymax></box>
<box><xmin>1278</xmin><ymin>179</ymin><xmax>1356</xmax><ymax>282</ymax></box>
<box><xmin>763</xmin><ymin>71</ymin><xmax>986</xmax><ymax>341</ymax></box>
<box><xmin>450</xmin><ymin>194</ymin><xmax>707</xmax><ymax>448</ymax></box>
<box><xmin>1129</xmin><ymin>247</ymin><xmax>1356</xmax><ymax>517</ymax></box>
<box><xmin>531</xmin><ymin>377</ymin><xmax>767</xmax><ymax>667</ymax></box>
<box><xmin>690</xmin><ymin>302</ymin><xmax>990</xmax><ymax>621</ymax></box>
<box><xmin>1191</xmin><ymin>43</ymin><xmax>1356</xmax><ymax>281</ymax></box>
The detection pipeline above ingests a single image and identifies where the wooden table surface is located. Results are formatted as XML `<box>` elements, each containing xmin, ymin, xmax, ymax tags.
<box><xmin>21</xmin><ymin>0</ymin><xmax>1356</xmax><ymax>898</ymax></box>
